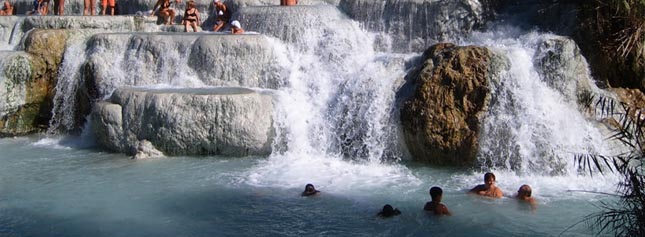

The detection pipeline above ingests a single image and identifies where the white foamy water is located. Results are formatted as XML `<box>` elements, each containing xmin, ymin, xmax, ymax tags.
<box><xmin>464</xmin><ymin>28</ymin><xmax>616</xmax><ymax>175</ymax></box>
<box><xmin>49</xmin><ymin>32</ymin><xmax>92</xmax><ymax>133</ymax></box>
<box><xmin>245</xmin><ymin>22</ymin><xmax>623</xmax><ymax>198</ymax></box>
<box><xmin>243</xmin><ymin>6</ymin><xmax>417</xmax><ymax>192</ymax></box>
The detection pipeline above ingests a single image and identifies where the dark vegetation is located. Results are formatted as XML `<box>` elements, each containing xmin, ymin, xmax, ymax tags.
<box><xmin>575</xmin><ymin>0</ymin><xmax>645</xmax><ymax>90</ymax></box>
<box><xmin>489</xmin><ymin>0</ymin><xmax>645</xmax><ymax>90</ymax></box>
<box><xmin>575</xmin><ymin>94</ymin><xmax>645</xmax><ymax>236</ymax></box>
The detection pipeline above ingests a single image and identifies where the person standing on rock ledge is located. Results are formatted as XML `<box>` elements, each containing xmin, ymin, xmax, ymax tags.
<box><xmin>100</xmin><ymin>0</ymin><xmax>115</xmax><ymax>15</ymax></box>
<box><xmin>280</xmin><ymin>0</ymin><xmax>297</xmax><ymax>6</ymax></box>
<box><xmin>83</xmin><ymin>0</ymin><xmax>95</xmax><ymax>15</ymax></box>
<box><xmin>53</xmin><ymin>0</ymin><xmax>64</xmax><ymax>15</ymax></box>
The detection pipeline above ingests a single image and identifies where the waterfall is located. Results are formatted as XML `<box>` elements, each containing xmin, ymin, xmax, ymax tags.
<box><xmin>28</xmin><ymin>2</ymin><xmax>621</xmax><ymax>182</ymax></box>
<box><xmin>0</xmin><ymin>17</ymin><xmax>24</xmax><ymax>50</ymax></box>
<box><xmin>49</xmin><ymin>32</ymin><xmax>92</xmax><ymax>133</ymax></box>
<box><xmin>465</xmin><ymin>28</ymin><xmax>612</xmax><ymax>175</ymax></box>
<box><xmin>242</xmin><ymin>5</ymin><xmax>421</xmax><ymax>192</ymax></box>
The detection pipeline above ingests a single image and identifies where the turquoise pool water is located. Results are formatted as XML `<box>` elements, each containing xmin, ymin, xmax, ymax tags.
<box><xmin>0</xmin><ymin>136</ymin><xmax>616</xmax><ymax>236</ymax></box>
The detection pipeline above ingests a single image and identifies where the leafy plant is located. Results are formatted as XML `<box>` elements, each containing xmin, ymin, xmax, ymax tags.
<box><xmin>574</xmin><ymin>95</ymin><xmax>645</xmax><ymax>236</ymax></box>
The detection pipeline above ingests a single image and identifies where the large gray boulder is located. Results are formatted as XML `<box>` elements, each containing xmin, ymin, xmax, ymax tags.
<box><xmin>534</xmin><ymin>36</ymin><xmax>595</xmax><ymax>102</ymax></box>
<box><xmin>92</xmin><ymin>87</ymin><xmax>275</xmax><ymax>157</ymax></box>
<box><xmin>339</xmin><ymin>0</ymin><xmax>485</xmax><ymax>52</ymax></box>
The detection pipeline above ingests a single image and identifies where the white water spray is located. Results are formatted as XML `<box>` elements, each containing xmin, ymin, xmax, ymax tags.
<box><xmin>465</xmin><ymin>28</ymin><xmax>613</xmax><ymax>175</ymax></box>
<box><xmin>243</xmin><ymin>6</ymin><xmax>420</xmax><ymax>193</ymax></box>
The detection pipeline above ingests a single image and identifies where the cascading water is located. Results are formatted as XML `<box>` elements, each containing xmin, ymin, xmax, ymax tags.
<box><xmin>241</xmin><ymin>6</ymin><xmax>421</xmax><ymax>192</ymax></box>
<box><xmin>49</xmin><ymin>32</ymin><xmax>95</xmax><ymax>133</ymax></box>
<box><xmin>0</xmin><ymin>2</ymin><xmax>632</xmax><ymax>236</ymax></box>
<box><xmin>463</xmin><ymin>28</ymin><xmax>614</xmax><ymax>176</ymax></box>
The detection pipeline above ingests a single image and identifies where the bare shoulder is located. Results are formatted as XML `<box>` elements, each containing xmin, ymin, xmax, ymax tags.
<box><xmin>438</xmin><ymin>203</ymin><xmax>451</xmax><ymax>215</ymax></box>
<box><xmin>493</xmin><ymin>186</ymin><xmax>504</xmax><ymax>197</ymax></box>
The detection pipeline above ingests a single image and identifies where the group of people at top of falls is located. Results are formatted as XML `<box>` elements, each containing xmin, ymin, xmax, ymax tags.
<box><xmin>2</xmin><ymin>0</ymin><xmax>296</xmax><ymax>33</ymax></box>
<box><xmin>151</xmin><ymin>0</ymin><xmax>248</xmax><ymax>33</ymax></box>
<box><xmin>302</xmin><ymin>172</ymin><xmax>537</xmax><ymax>219</ymax></box>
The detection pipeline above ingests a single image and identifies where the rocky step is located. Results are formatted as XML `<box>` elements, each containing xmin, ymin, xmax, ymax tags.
<box><xmin>92</xmin><ymin>86</ymin><xmax>275</xmax><ymax>158</ymax></box>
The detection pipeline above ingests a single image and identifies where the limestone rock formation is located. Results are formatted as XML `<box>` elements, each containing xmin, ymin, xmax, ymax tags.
<box><xmin>92</xmin><ymin>87</ymin><xmax>275</xmax><ymax>157</ymax></box>
<box><xmin>0</xmin><ymin>52</ymin><xmax>34</xmax><ymax>135</ymax></box>
<box><xmin>401</xmin><ymin>43</ymin><xmax>497</xmax><ymax>166</ymax></box>
<box><xmin>74</xmin><ymin>33</ymin><xmax>285</xmax><ymax>133</ymax></box>
<box><xmin>339</xmin><ymin>0</ymin><xmax>485</xmax><ymax>52</ymax></box>
<box><xmin>0</xmin><ymin>29</ymin><xmax>67</xmax><ymax>136</ymax></box>
<box><xmin>534</xmin><ymin>36</ymin><xmax>595</xmax><ymax>102</ymax></box>
<box><xmin>82</xmin><ymin>33</ymin><xmax>284</xmax><ymax>93</ymax></box>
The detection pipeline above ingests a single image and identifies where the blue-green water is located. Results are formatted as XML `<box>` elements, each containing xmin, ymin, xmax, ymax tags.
<box><xmin>0</xmin><ymin>136</ymin><xmax>615</xmax><ymax>236</ymax></box>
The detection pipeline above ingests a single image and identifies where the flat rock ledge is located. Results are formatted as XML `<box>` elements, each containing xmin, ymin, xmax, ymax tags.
<box><xmin>92</xmin><ymin>87</ymin><xmax>275</xmax><ymax>158</ymax></box>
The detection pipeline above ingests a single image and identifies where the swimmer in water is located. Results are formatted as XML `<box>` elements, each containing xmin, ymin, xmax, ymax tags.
<box><xmin>377</xmin><ymin>204</ymin><xmax>401</xmax><ymax>218</ymax></box>
<box><xmin>516</xmin><ymin>184</ymin><xmax>537</xmax><ymax>210</ymax></box>
<box><xmin>469</xmin><ymin>172</ymin><xmax>503</xmax><ymax>198</ymax></box>
<box><xmin>424</xmin><ymin>186</ymin><xmax>451</xmax><ymax>216</ymax></box>
<box><xmin>301</xmin><ymin>183</ymin><xmax>320</xmax><ymax>196</ymax></box>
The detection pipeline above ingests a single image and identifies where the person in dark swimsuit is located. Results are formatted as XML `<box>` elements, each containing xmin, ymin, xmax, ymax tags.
<box><xmin>212</xmin><ymin>0</ymin><xmax>230</xmax><ymax>32</ymax></box>
<box><xmin>424</xmin><ymin>186</ymin><xmax>451</xmax><ymax>216</ymax></box>
<box><xmin>183</xmin><ymin>0</ymin><xmax>200</xmax><ymax>32</ymax></box>
<box><xmin>152</xmin><ymin>0</ymin><xmax>178</xmax><ymax>25</ymax></box>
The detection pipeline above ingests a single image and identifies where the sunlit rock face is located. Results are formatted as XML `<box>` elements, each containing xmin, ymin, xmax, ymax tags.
<box><xmin>534</xmin><ymin>36</ymin><xmax>594</xmax><ymax>102</ymax></box>
<box><xmin>338</xmin><ymin>0</ymin><xmax>485</xmax><ymax>52</ymax></box>
<box><xmin>401</xmin><ymin>43</ymin><xmax>503</xmax><ymax>166</ymax></box>
<box><xmin>92</xmin><ymin>87</ymin><xmax>275</xmax><ymax>157</ymax></box>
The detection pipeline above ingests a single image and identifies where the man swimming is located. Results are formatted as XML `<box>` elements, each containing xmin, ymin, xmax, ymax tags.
<box><xmin>469</xmin><ymin>172</ymin><xmax>503</xmax><ymax>198</ymax></box>
<box><xmin>301</xmin><ymin>183</ymin><xmax>320</xmax><ymax>196</ymax></box>
<box><xmin>424</xmin><ymin>186</ymin><xmax>451</xmax><ymax>216</ymax></box>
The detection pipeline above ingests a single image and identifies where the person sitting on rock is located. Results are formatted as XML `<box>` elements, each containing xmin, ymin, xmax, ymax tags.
<box><xmin>301</xmin><ymin>183</ymin><xmax>320</xmax><ymax>196</ymax></box>
<box><xmin>424</xmin><ymin>186</ymin><xmax>451</xmax><ymax>216</ymax></box>
<box><xmin>212</xmin><ymin>0</ymin><xmax>230</xmax><ymax>32</ymax></box>
<box><xmin>469</xmin><ymin>172</ymin><xmax>503</xmax><ymax>198</ymax></box>
<box><xmin>377</xmin><ymin>204</ymin><xmax>401</xmax><ymax>218</ymax></box>
<box><xmin>231</xmin><ymin>20</ymin><xmax>244</xmax><ymax>34</ymax></box>
<box><xmin>152</xmin><ymin>0</ymin><xmax>178</xmax><ymax>25</ymax></box>
<box><xmin>182</xmin><ymin>0</ymin><xmax>200</xmax><ymax>32</ymax></box>
<box><xmin>0</xmin><ymin>1</ymin><xmax>13</xmax><ymax>15</ymax></box>
<box><xmin>280</xmin><ymin>0</ymin><xmax>297</xmax><ymax>6</ymax></box>
<box><xmin>28</xmin><ymin>0</ymin><xmax>45</xmax><ymax>15</ymax></box>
